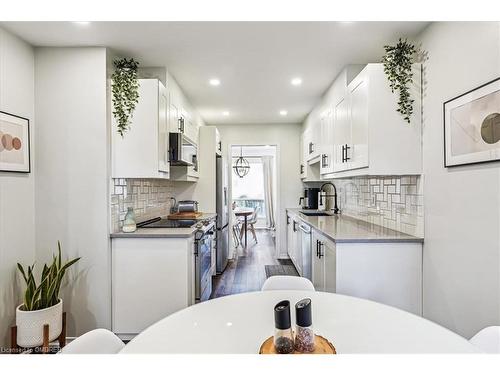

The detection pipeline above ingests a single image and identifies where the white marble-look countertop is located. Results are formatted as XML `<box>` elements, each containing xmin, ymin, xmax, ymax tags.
<box><xmin>110</xmin><ymin>213</ymin><xmax>217</xmax><ymax>238</ymax></box>
<box><xmin>287</xmin><ymin>208</ymin><xmax>423</xmax><ymax>243</ymax></box>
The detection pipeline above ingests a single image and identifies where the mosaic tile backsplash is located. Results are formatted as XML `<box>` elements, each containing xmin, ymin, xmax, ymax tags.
<box><xmin>338</xmin><ymin>175</ymin><xmax>423</xmax><ymax>237</ymax></box>
<box><xmin>310</xmin><ymin>175</ymin><xmax>424</xmax><ymax>237</ymax></box>
<box><xmin>110</xmin><ymin>178</ymin><xmax>175</xmax><ymax>233</ymax></box>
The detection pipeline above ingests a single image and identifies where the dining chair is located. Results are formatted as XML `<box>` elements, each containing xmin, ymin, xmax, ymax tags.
<box><xmin>240</xmin><ymin>207</ymin><xmax>259</xmax><ymax>244</ymax></box>
<box><xmin>261</xmin><ymin>275</ymin><xmax>315</xmax><ymax>291</ymax></box>
<box><xmin>469</xmin><ymin>326</ymin><xmax>500</xmax><ymax>353</ymax></box>
<box><xmin>232</xmin><ymin>213</ymin><xmax>242</xmax><ymax>248</ymax></box>
<box><xmin>59</xmin><ymin>329</ymin><xmax>125</xmax><ymax>354</ymax></box>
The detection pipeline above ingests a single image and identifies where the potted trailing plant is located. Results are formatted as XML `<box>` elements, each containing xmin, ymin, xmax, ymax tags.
<box><xmin>111</xmin><ymin>57</ymin><xmax>140</xmax><ymax>137</ymax></box>
<box><xmin>382</xmin><ymin>38</ymin><xmax>417</xmax><ymax>123</ymax></box>
<box><xmin>15</xmin><ymin>242</ymin><xmax>80</xmax><ymax>348</ymax></box>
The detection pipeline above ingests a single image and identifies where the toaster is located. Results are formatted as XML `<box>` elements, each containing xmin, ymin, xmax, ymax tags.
<box><xmin>177</xmin><ymin>200</ymin><xmax>199</xmax><ymax>213</ymax></box>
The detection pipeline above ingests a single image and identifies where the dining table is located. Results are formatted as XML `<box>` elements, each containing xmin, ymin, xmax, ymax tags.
<box><xmin>234</xmin><ymin>208</ymin><xmax>254</xmax><ymax>248</ymax></box>
<box><xmin>120</xmin><ymin>291</ymin><xmax>477</xmax><ymax>354</ymax></box>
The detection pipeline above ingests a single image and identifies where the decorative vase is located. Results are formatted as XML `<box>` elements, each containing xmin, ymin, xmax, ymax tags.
<box><xmin>16</xmin><ymin>299</ymin><xmax>63</xmax><ymax>348</ymax></box>
<box><xmin>122</xmin><ymin>207</ymin><xmax>137</xmax><ymax>233</ymax></box>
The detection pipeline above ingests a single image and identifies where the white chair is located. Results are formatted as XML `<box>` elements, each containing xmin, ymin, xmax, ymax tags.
<box><xmin>59</xmin><ymin>329</ymin><xmax>125</xmax><ymax>354</ymax></box>
<box><xmin>469</xmin><ymin>326</ymin><xmax>500</xmax><ymax>353</ymax></box>
<box><xmin>261</xmin><ymin>275</ymin><xmax>315</xmax><ymax>292</ymax></box>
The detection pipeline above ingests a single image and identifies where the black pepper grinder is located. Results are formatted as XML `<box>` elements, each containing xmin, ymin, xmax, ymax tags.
<box><xmin>295</xmin><ymin>298</ymin><xmax>315</xmax><ymax>352</ymax></box>
<box><xmin>273</xmin><ymin>300</ymin><xmax>294</xmax><ymax>354</ymax></box>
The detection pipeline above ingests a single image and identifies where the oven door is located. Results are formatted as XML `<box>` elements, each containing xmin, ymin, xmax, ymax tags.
<box><xmin>195</xmin><ymin>233</ymin><xmax>213</xmax><ymax>302</ymax></box>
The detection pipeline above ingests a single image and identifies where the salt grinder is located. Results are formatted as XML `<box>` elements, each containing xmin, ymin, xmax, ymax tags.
<box><xmin>295</xmin><ymin>298</ymin><xmax>315</xmax><ymax>352</ymax></box>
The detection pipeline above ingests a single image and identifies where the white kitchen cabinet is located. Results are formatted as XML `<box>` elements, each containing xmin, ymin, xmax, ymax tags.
<box><xmin>327</xmin><ymin>63</ymin><xmax>422</xmax><ymax>177</ymax></box>
<box><xmin>332</xmin><ymin>95</ymin><xmax>351</xmax><ymax>172</ymax></box>
<box><xmin>112</xmin><ymin>236</ymin><xmax>195</xmax><ymax>339</ymax></box>
<box><xmin>306</xmin><ymin>219</ymin><xmax>422</xmax><ymax>315</ymax></box>
<box><xmin>112</xmin><ymin>79</ymin><xmax>169</xmax><ymax>179</ymax></box>
<box><xmin>299</xmin><ymin>132</ymin><xmax>306</xmax><ymax>179</ymax></box>
<box><xmin>319</xmin><ymin>109</ymin><xmax>334</xmax><ymax>175</ymax></box>
<box><xmin>288</xmin><ymin>217</ymin><xmax>301</xmax><ymax>274</ymax></box>
<box><xmin>348</xmin><ymin>73</ymin><xmax>369</xmax><ymax>170</ymax></box>
<box><xmin>311</xmin><ymin>230</ymin><xmax>336</xmax><ymax>292</ymax></box>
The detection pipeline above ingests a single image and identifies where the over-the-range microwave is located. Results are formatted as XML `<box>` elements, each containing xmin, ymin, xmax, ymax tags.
<box><xmin>169</xmin><ymin>132</ymin><xmax>198</xmax><ymax>170</ymax></box>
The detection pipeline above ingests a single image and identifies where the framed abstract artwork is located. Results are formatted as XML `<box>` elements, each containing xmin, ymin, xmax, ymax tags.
<box><xmin>0</xmin><ymin>111</ymin><xmax>30</xmax><ymax>173</ymax></box>
<box><xmin>444</xmin><ymin>77</ymin><xmax>500</xmax><ymax>167</ymax></box>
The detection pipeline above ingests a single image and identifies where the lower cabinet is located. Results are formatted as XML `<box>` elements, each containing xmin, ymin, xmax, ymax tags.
<box><xmin>111</xmin><ymin>236</ymin><xmax>195</xmax><ymax>339</ymax></box>
<box><xmin>310</xmin><ymin>227</ymin><xmax>423</xmax><ymax>315</ymax></box>
<box><xmin>312</xmin><ymin>230</ymin><xmax>336</xmax><ymax>293</ymax></box>
<box><xmin>287</xmin><ymin>215</ymin><xmax>302</xmax><ymax>276</ymax></box>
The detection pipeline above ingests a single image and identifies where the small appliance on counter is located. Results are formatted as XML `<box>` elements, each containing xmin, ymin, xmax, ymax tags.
<box><xmin>177</xmin><ymin>200</ymin><xmax>199</xmax><ymax>212</ymax></box>
<box><xmin>299</xmin><ymin>188</ymin><xmax>320</xmax><ymax>209</ymax></box>
<box><xmin>167</xmin><ymin>200</ymin><xmax>203</xmax><ymax>219</ymax></box>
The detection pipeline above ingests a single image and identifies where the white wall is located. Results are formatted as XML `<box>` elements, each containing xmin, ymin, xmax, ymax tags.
<box><xmin>216</xmin><ymin>123</ymin><xmax>302</xmax><ymax>258</ymax></box>
<box><xmin>417</xmin><ymin>22</ymin><xmax>500</xmax><ymax>338</ymax></box>
<box><xmin>0</xmin><ymin>27</ymin><xmax>35</xmax><ymax>347</ymax></box>
<box><xmin>35</xmin><ymin>47</ymin><xmax>111</xmax><ymax>337</ymax></box>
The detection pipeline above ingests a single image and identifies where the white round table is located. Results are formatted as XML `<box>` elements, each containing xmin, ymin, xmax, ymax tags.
<box><xmin>120</xmin><ymin>291</ymin><xmax>476</xmax><ymax>354</ymax></box>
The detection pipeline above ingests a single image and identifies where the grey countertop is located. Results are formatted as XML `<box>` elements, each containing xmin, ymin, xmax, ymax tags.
<box><xmin>110</xmin><ymin>213</ymin><xmax>217</xmax><ymax>239</ymax></box>
<box><xmin>287</xmin><ymin>208</ymin><xmax>423</xmax><ymax>243</ymax></box>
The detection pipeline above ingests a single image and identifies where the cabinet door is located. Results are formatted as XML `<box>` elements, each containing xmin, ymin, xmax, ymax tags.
<box><xmin>333</xmin><ymin>96</ymin><xmax>350</xmax><ymax>172</ymax></box>
<box><xmin>349</xmin><ymin>75</ymin><xmax>369</xmax><ymax>170</ymax></box>
<box><xmin>299</xmin><ymin>132</ymin><xmax>307</xmax><ymax>178</ymax></box>
<box><xmin>311</xmin><ymin>233</ymin><xmax>325</xmax><ymax>291</ymax></box>
<box><xmin>322</xmin><ymin>238</ymin><xmax>336</xmax><ymax>293</ymax></box>
<box><xmin>168</xmin><ymin>92</ymin><xmax>181</xmax><ymax>134</ymax></box>
<box><xmin>320</xmin><ymin>109</ymin><xmax>334</xmax><ymax>175</ymax></box>
<box><xmin>158</xmin><ymin>83</ymin><xmax>169</xmax><ymax>173</ymax></box>
<box><xmin>287</xmin><ymin>216</ymin><xmax>293</xmax><ymax>256</ymax></box>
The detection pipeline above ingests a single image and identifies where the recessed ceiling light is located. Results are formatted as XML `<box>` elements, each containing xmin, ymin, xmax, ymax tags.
<box><xmin>291</xmin><ymin>77</ymin><xmax>302</xmax><ymax>86</ymax></box>
<box><xmin>209</xmin><ymin>78</ymin><xmax>221</xmax><ymax>86</ymax></box>
<box><xmin>222</xmin><ymin>111</ymin><xmax>230</xmax><ymax>116</ymax></box>
<box><xmin>279</xmin><ymin>110</ymin><xmax>288</xmax><ymax>116</ymax></box>
<box><xmin>73</xmin><ymin>21</ymin><xmax>90</xmax><ymax>26</ymax></box>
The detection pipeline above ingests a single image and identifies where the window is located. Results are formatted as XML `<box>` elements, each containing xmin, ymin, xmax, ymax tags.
<box><xmin>232</xmin><ymin>158</ymin><xmax>267</xmax><ymax>222</ymax></box>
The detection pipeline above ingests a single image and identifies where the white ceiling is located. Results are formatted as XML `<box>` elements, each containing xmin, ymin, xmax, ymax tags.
<box><xmin>2</xmin><ymin>21</ymin><xmax>429</xmax><ymax>125</ymax></box>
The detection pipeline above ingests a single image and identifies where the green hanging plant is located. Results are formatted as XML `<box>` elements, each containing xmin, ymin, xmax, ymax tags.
<box><xmin>382</xmin><ymin>38</ymin><xmax>416</xmax><ymax>123</ymax></box>
<box><xmin>112</xmin><ymin>58</ymin><xmax>140</xmax><ymax>137</ymax></box>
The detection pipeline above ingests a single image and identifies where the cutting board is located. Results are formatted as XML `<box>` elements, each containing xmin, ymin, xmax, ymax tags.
<box><xmin>167</xmin><ymin>212</ymin><xmax>203</xmax><ymax>220</ymax></box>
<box><xmin>259</xmin><ymin>334</ymin><xmax>336</xmax><ymax>354</ymax></box>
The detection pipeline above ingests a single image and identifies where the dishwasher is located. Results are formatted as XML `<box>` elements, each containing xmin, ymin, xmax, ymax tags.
<box><xmin>298</xmin><ymin>222</ymin><xmax>312</xmax><ymax>281</ymax></box>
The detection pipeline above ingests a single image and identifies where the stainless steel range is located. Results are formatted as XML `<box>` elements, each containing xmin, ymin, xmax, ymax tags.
<box><xmin>194</xmin><ymin>219</ymin><xmax>216</xmax><ymax>302</ymax></box>
<box><xmin>137</xmin><ymin>216</ymin><xmax>215</xmax><ymax>303</ymax></box>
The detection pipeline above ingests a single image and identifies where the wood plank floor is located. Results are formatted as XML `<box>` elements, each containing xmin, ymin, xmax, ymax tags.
<box><xmin>211</xmin><ymin>229</ymin><xmax>294</xmax><ymax>299</ymax></box>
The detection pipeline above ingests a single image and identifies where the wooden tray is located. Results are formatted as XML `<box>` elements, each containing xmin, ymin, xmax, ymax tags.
<box><xmin>167</xmin><ymin>212</ymin><xmax>203</xmax><ymax>220</ymax></box>
<box><xmin>259</xmin><ymin>334</ymin><xmax>336</xmax><ymax>354</ymax></box>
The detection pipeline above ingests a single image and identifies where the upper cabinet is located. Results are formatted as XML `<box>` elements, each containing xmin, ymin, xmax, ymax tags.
<box><xmin>301</xmin><ymin>63</ymin><xmax>422</xmax><ymax>179</ymax></box>
<box><xmin>112</xmin><ymin>79</ymin><xmax>169</xmax><ymax>179</ymax></box>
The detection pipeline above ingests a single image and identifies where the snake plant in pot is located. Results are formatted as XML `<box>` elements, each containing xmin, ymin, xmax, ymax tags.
<box><xmin>16</xmin><ymin>241</ymin><xmax>80</xmax><ymax>348</ymax></box>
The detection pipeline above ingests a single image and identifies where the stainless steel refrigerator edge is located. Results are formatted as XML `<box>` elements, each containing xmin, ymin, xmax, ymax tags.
<box><xmin>216</xmin><ymin>154</ymin><xmax>229</xmax><ymax>273</ymax></box>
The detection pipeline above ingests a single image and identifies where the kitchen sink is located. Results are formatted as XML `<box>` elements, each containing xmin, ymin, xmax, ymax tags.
<box><xmin>300</xmin><ymin>211</ymin><xmax>332</xmax><ymax>217</ymax></box>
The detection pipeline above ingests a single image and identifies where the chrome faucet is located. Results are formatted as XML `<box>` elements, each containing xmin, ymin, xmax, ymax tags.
<box><xmin>319</xmin><ymin>182</ymin><xmax>339</xmax><ymax>214</ymax></box>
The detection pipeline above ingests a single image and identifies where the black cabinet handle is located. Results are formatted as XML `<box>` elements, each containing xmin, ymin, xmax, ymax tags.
<box><xmin>293</xmin><ymin>221</ymin><xmax>297</xmax><ymax>232</ymax></box>
<box><xmin>300</xmin><ymin>164</ymin><xmax>304</xmax><ymax>174</ymax></box>
<box><xmin>341</xmin><ymin>145</ymin><xmax>345</xmax><ymax>163</ymax></box>
<box><xmin>318</xmin><ymin>242</ymin><xmax>324</xmax><ymax>259</ymax></box>
<box><xmin>287</xmin><ymin>216</ymin><xmax>290</xmax><ymax>225</ymax></box>
<box><xmin>218</xmin><ymin>141</ymin><xmax>222</xmax><ymax>152</ymax></box>
<box><xmin>344</xmin><ymin>144</ymin><xmax>351</xmax><ymax>162</ymax></box>
<box><xmin>316</xmin><ymin>240</ymin><xmax>320</xmax><ymax>257</ymax></box>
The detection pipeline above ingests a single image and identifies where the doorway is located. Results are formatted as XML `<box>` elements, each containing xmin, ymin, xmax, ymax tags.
<box><xmin>211</xmin><ymin>144</ymin><xmax>293</xmax><ymax>298</ymax></box>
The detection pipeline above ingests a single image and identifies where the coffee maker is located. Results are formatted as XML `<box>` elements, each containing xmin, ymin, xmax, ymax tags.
<box><xmin>299</xmin><ymin>188</ymin><xmax>320</xmax><ymax>209</ymax></box>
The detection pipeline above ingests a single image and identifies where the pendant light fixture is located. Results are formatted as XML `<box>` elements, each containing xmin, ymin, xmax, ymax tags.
<box><xmin>233</xmin><ymin>146</ymin><xmax>250</xmax><ymax>178</ymax></box>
